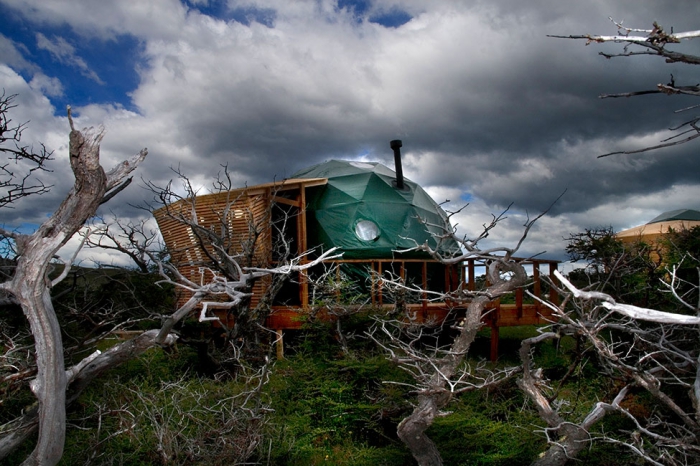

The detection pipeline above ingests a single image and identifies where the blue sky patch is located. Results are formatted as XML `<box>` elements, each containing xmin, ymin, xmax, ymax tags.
<box><xmin>184</xmin><ymin>0</ymin><xmax>275</xmax><ymax>27</ymax></box>
<box><xmin>337</xmin><ymin>1</ymin><xmax>412</xmax><ymax>27</ymax></box>
<box><xmin>369</xmin><ymin>8</ymin><xmax>412</xmax><ymax>28</ymax></box>
<box><xmin>64</xmin><ymin>34</ymin><xmax>143</xmax><ymax>111</ymax></box>
<box><xmin>1</xmin><ymin>4</ymin><xmax>143</xmax><ymax>114</ymax></box>
<box><xmin>230</xmin><ymin>6</ymin><xmax>276</xmax><ymax>27</ymax></box>
<box><xmin>338</xmin><ymin>0</ymin><xmax>371</xmax><ymax>19</ymax></box>
<box><xmin>185</xmin><ymin>0</ymin><xmax>227</xmax><ymax>18</ymax></box>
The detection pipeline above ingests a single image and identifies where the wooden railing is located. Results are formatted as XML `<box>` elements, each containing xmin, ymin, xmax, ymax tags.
<box><xmin>266</xmin><ymin>256</ymin><xmax>560</xmax><ymax>360</ymax></box>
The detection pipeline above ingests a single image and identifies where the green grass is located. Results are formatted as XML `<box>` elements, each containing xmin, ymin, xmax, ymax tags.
<box><xmin>2</xmin><ymin>319</ymin><xmax>646</xmax><ymax>465</ymax></box>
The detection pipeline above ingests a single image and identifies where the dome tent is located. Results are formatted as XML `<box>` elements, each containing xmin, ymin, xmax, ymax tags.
<box><xmin>648</xmin><ymin>209</ymin><xmax>700</xmax><ymax>224</ymax></box>
<box><xmin>292</xmin><ymin>160</ymin><xmax>460</xmax><ymax>259</ymax></box>
<box><xmin>617</xmin><ymin>208</ymin><xmax>700</xmax><ymax>243</ymax></box>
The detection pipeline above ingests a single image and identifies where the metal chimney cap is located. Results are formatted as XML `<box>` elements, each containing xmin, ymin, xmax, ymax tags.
<box><xmin>390</xmin><ymin>139</ymin><xmax>402</xmax><ymax>149</ymax></box>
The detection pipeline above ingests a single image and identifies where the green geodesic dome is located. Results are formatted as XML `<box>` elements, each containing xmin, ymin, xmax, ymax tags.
<box><xmin>292</xmin><ymin>160</ymin><xmax>460</xmax><ymax>259</ymax></box>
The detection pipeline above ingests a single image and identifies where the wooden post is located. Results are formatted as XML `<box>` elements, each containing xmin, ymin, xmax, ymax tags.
<box><xmin>490</xmin><ymin>323</ymin><xmax>499</xmax><ymax>362</ymax></box>
<box><xmin>422</xmin><ymin>261</ymin><xmax>428</xmax><ymax>314</ymax></box>
<box><xmin>370</xmin><ymin>261</ymin><xmax>377</xmax><ymax>307</ymax></box>
<box><xmin>377</xmin><ymin>261</ymin><xmax>383</xmax><ymax>306</ymax></box>
<box><xmin>276</xmin><ymin>329</ymin><xmax>284</xmax><ymax>360</ymax></box>
<box><xmin>298</xmin><ymin>187</ymin><xmax>309</xmax><ymax>309</ymax></box>
<box><xmin>516</xmin><ymin>288</ymin><xmax>523</xmax><ymax>319</ymax></box>
<box><xmin>468</xmin><ymin>259</ymin><xmax>475</xmax><ymax>291</ymax></box>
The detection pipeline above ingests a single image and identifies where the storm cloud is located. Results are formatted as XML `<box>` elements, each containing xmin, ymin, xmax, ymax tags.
<box><xmin>1</xmin><ymin>0</ymin><xmax>699</xmax><ymax>266</ymax></box>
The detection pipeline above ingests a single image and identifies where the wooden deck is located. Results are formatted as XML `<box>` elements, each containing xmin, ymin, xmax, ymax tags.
<box><xmin>261</xmin><ymin>302</ymin><xmax>556</xmax><ymax>362</ymax></box>
<box><xmin>218</xmin><ymin>257</ymin><xmax>560</xmax><ymax>361</ymax></box>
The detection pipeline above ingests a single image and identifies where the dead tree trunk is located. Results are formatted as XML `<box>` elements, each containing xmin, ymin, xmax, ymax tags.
<box><xmin>393</xmin><ymin>261</ymin><xmax>527</xmax><ymax>466</ymax></box>
<box><xmin>397</xmin><ymin>395</ymin><xmax>443</xmax><ymax>466</ymax></box>
<box><xmin>0</xmin><ymin>110</ymin><xmax>147</xmax><ymax>465</ymax></box>
<box><xmin>517</xmin><ymin>332</ymin><xmax>604</xmax><ymax>466</ymax></box>
<box><xmin>368</xmin><ymin>202</ymin><xmax>552</xmax><ymax>466</ymax></box>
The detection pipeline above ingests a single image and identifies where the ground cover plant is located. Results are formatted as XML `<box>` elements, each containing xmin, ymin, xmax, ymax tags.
<box><xmin>5</xmin><ymin>276</ymin><xmax>679</xmax><ymax>466</ymax></box>
<box><xmin>0</xmin><ymin>316</ymin><xmax>635</xmax><ymax>465</ymax></box>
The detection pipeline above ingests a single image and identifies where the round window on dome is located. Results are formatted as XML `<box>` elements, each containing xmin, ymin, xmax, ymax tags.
<box><xmin>355</xmin><ymin>220</ymin><xmax>380</xmax><ymax>241</ymax></box>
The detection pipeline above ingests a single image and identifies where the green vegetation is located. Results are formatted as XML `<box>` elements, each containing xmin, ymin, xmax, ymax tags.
<box><xmin>4</xmin><ymin>227</ymin><xmax>700</xmax><ymax>464</ymax></box>
<box><xmin>2</xmin><ymin>316</ymin><xmax>644</xmax><ymax>465</ymax></box>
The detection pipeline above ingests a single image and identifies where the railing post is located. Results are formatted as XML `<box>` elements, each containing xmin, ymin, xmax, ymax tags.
<box><xmin>422</xmin><ymin>261</ymin><xmax>428</xmax><ymax>313</ymax></box>
<box><xmin>468</xmin><ymin>259</ymin><xmax>475</xmax><ymax>291</ymax></box>
<box><xmin>378</xmin><ymin>261</ymin><xmax>383</xmax><ymax>306</ymax></box>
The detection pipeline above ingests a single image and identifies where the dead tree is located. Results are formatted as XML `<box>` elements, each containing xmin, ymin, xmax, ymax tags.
<box><xmin>303</xmin><ymin>264</ymin><xmax>371</xmax><ymax>355</ymax></box>
<box><xmin>0</xmin><ymin>103</ymin><xmax>147</xmax><ymax>465</ymax></box>
<box><xmin>550</xmin><ymin>19</ymin><xmax>700</xmax><ymax>156</ymax></box>
<box><xmin>83</xmin><ymin>217</ymin><xmax>161</xmax><ymax>273</ymax></box>
<box><xmin>0</xmin><ymin>92</ymin><xmax>53</xmax><ymax>210</ymax></box>
<box><xmin>0</xmin><ymin>236</ymin><xmax>337</xmax><ymax>464</ymax></box>
<box><xmin>0</xmin><ymin>100</ymin><xmax>339</xmax><ymax>464</ymax></box>
<box><xmin>368</xmin><ymin>207</ymin><xmax>546</xmax><ymax>466</ymax></box>
<box><xmin>520</xmin><ymin>266</ymin><xmax>700</xmax><ymax>465</ymax></box>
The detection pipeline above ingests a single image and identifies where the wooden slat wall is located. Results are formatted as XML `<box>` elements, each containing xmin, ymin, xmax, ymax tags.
<box><xmin>154</xmin><ymin>190</ymin><xmax>274</xmax><ymax>310</ymax></box>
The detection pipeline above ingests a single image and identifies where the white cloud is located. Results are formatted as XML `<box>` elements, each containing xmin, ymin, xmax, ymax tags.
<box><xmin>35</xmin><ymin>33</ymin><xmax>104</xmax><ymax>84</ymax></box>
<box><xmin>2</xmin><ymin>0</ymin><xmax>700</xmax><ymax>267</ymax></box>
<box><xmin>1</xmin><ymin>0</ymin><xmax>189</xmax><ymax>41</ymax></box>
<box><xmin>29</xmin><ymin>73</ymin><xmax>64</xmax><ymax>97</ymax></box>
<box><xmin>0</xmin><ymin>34</ymin><xmax>39</xmax><ymax>74</ymax></box>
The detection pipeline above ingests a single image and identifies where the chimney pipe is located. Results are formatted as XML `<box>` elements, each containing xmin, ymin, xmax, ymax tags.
<box><xmin>390</xmin><ymin>139</ymin><xmax>404</xmax><ymax>190</ymax></box>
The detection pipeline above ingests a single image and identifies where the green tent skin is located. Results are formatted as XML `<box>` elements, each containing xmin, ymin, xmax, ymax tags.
<box><xmin>292</xmin><ymin>160</ymin><xmax>460</xmax><ymax>260</ymax></box>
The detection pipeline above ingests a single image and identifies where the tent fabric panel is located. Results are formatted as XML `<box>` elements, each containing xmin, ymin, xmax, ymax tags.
<box><xmin>294</xmin><ymin>159</ymin><xmax>461</xmax><ymax>259</ymax></box>
<box><xmin>308</xmin><ymin>184</ymin><xmax>360</xmax><ymax>209</ymax></box>
<box><xmin>293</xmin><ymin>160</ymin><xmax>375</xmax><ymax>179</ymax></box>
<box><xmin>325</xmin><ymin>173</ymin><xmax>373</xmax><ymax>201</ymax></box>
<box><xmin>648</xmin><ymin>209</ymin><xmax>700</xmax><ymax>224</ymax></box>
<box><xmin>362</xmin><ymin>172</ymin><xmax>414</xmax><ymax>204</ymax></box>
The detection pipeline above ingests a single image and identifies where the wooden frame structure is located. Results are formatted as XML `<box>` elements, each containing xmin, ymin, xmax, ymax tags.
<box><xmin>154</xmin><ymin>178</ymin><xmax>559</xmax><ymax>361</ymax></box>
<box><xmin>153</xmin><ymin>177</ymin><xmax>327</xmax><ymax>311</ymax></box>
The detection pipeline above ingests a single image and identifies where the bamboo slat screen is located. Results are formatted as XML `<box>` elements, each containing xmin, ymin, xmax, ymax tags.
<box><xmin>153</xmin><ymin>178</ymin><xmax>327</xmax><ymax>311</ymax></box>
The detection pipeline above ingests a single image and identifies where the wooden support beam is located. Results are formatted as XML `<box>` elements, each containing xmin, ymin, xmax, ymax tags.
<box><xmin>468</xmin><ymin>259</ymin><xmax>475</xmax><ymax>291</ymax></box>
<box><xmin>276</xmin><ymin>329</ymin><xmax>284</xmax><ymax>360</ymax></box>
<box><xmin>271</xmin><ymin>196</ymin><xmax>301</xmax><ymax>207</ymax></box>
<box><xmin>490</xmin><ymin>323</ymin><xmax>499</xmax><ymax>362</ymax></box>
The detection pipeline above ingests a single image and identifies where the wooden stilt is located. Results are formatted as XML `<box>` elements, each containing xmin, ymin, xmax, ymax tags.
<box><xmin>276</xmin><ymin>329</ymin><xmax>284</xmax><ymax>360</ymax></box>
<box><xmin>490</xmin><ymin>324</ymin><xmax>499</xmax><ymax>362</ymax></box>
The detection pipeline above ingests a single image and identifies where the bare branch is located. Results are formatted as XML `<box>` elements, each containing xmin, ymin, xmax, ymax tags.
<box><xmin>552</xmin><ymin>19</ymin><xmax>700</xmax><ymax>156</ymax></box>
<box><xmin>0</xmin><ymin>102</ymin><xmax>147</xmax><ymax>465</ymax></box>
<box><xmin>555</xmin><ymin>270</ymin><xmax>700</xmax><ymax>324</ymax></box>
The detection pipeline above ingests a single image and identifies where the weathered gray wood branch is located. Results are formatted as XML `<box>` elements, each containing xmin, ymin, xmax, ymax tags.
<box><xmin>394</xmin><ymin>260</ymin><xmax>527</xmax><ymax>466</ymax></box>
<box><xmin>550</xmin><ymin>19</ymin><xmax>700</xmax><ymax>157</ymax></box>
<box><xmin>0</xmin><ymin>235</ymin><xmax>338</xmax><ymax>463</ymax></box>
<box><xmin>0</xmin><ymin>108</ymin><xmax>147</xmax><ymax>466</ymax></box>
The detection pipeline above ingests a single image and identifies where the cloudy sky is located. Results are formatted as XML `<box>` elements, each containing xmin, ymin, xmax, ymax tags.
<box><xmin>1</xmin><ymin>0</ymin><xmax>699</xmax><ymax>268</ymax></box>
